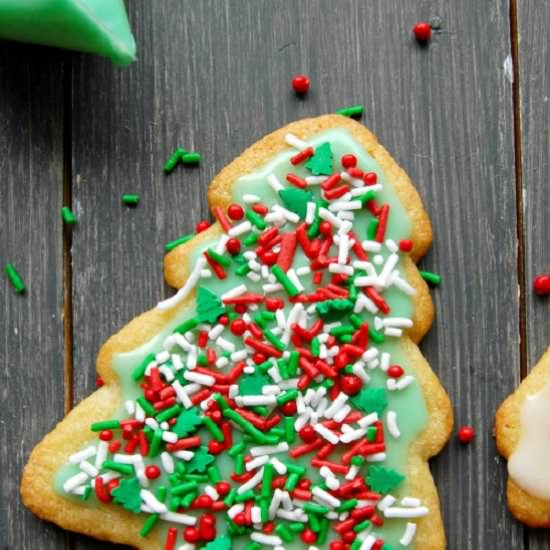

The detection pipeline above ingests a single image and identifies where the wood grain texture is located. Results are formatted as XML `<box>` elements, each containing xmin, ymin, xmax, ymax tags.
<box><xmin>65</xmin><ymin>1</ymin><xmax>521</xmax><ymax>548</ymax></box>
<box><xmin>518</xmin><ymin>0</ymin><xmax>550</xmax><ymax>546</ymax></box>
<box><xmin>0</xmin><ymin>42</ymin><xmax>67</xmax><ymax>550</ymax></box>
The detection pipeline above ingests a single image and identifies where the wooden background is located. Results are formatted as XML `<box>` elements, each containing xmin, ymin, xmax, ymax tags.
<box><xmin>0</xmin><ymin>1</ymin><xmax>547</xmax><ymax>548</ymax></box>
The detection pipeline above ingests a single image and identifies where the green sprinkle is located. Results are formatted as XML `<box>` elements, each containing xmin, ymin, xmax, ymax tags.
<box><xmin>272</xmin><ymin>265</ymin><xmax>299</xmax><ymax>297</ymax></box>
<box><xmin>288</xmin><ymin>522</ymin><xmax>305</xmax><ymax>533</ymax></box>
<box><xmin>149</xmin><ymin>428</ymin><xmax>163</xmax><ymax>457</ymax></box>
<box><xmin>284</xmin><ymin>416</ymin><xmax>295</xmax><ymax>444</ymax></box>
<box><xmin>308</xmin><ymin>511</ymin><xmax>321</xmax><ymax>532</ymax></box>
<box><xmin>168</xmin><ymin>497</ymin><xmax>180</xmax><ymax>511</ymax></box>
<box><xmin>102</xmin><ymin>460</ymin><xmax>134</xmax><ymax>475</ymax></box>
<box><xmin>139</xmin><ymin>513</ymin><xmax>159</xmax><ymax>537</ymax></box>
<box><xmin>172</xmin><ymin>481</ymin><xmax>199</xmax><ymax>496</ymax></box>
<box><xmin>288</xmin><ymin>351</ymin><xmax>299</xmax><ymax>376</ymax></box>
<box><xmin>208</xmin><ymin>248</ymin><xmax>231</xmax><ymax>267</ymax></box>
<box><xmin>354</xmin><ymin>519</ymin><xmax>372</xmax><ymax>532</ymax></box>
<box><xmin>165</xmin><ymin>233</ymin><xmax>194</xmax><ymax>252</ymax></box>
<box><xmin>367</xmin><ymin>426</ymin><xmax>377</xmax><ymax>442</ymax></box>
<box><xmin>337</xmin><ymin>498</ymin><xmax>358</xmax><ymax>512</ymax></box>
<box><xmin>223</xmin><ymin>408</ymin><xmax>267</xmax><ymax>443</ymax></box>
<box><xmin>318</xmin><ymin>517</ymin><xmax>329</xmax><ymax>545</ymax></box>
<box><xmin>156</xmin><ymin>404</ymin><xmax>182</xmax><ymax>423</ymax></box>
<box><xmin>202</xmin><ymin>416</ymin><xmax>224</xmax><ymax>441</ymax></box>
<box><xmin>307</xmin><ymin>213</ymin><xmax>321</xmax><ymax>239</ymax></box>
<box><xmin>235</xmin><ymin>489</ymin><xmax>256</xmax><ymax>503</ymax></box>
<box><xmin>367</xmin><ymin>218</ymin><xmax>379</xmax><ymax>240</ymax></box>
<box><xmin>5</xmin><ymin>263</ymin><xmax>25</xmax><ymax>293</ymax></box>
<box><xmin>180</xmin><ymin>490</ymin><xmax>198</xmax><ymax>507</ymax></box>
<box><xmin>304</xmin><ymin>502</ymin><xmax>330</xmax><ymax>515</ymax></box>
<box><xmin>224</xmin><ymin>488</ymin><xmax>237</xmax><ymax>507</ymax></box>
<box><xmin>261</xmin><ymin>463</ymin><xmax>275</xmax><ymax>499</ymax></box>
<box><xmin>311</xmin><ymin>336</ymin><xmax>321</xmax><ymax>357</ymax></box>
<box><xmin>155</xmin><ymin>486</ymin><xmax>167</xmax><ymax>502</ymax></box>
<box><xmin>243</xmin><ymin>233</ymin><xmax>258</xmax><ymax>246</ymax></box>
<box><xmin>207</xmin><ymin>465</ymin><xmax>222</xmax><ymax>483</ymax></box>
<box><xmin>276</xmin><ymin>389</ymin><xmax>298</xmax><ymax>406</ymax></box>
<box><xmin>284</xmin><ymin>462</ymin><xmax>306</xmax><ymax>475</ymax></box>
<box><xmin>245</xmin><ymin>543</ymin><xmax>261</xmax><ymax>550</ymax></box>
<box><xmin>122</xmin><ymin>194</ymin><xmax>140</xmax><ymax>206</ymax></box>
<box><xmin>61</xmin><ymin>206</ymin><xmax>77</xmax><ymax>225</ymax></box>
<box><xmin>132</xmin><ymin>352</ymin><xmax>156</xmax><ymax>381</ymax></box>
<box><xmin>285</xmin><ymin>472</ymin><xmax>300</xmax><ymax>491</ymax></box>
<box><xmin>349</xmin><ymin>314</ymin><xmax>363</xmax><ymax>328</ymax></box>
<box><xmin>245</xmin><ymin>208</ymin><xmax>267</xmax><ymax>230</ymax></box>
<box><xmin>260</xmin><ymin>497</ymin><xmax>270</xmax><ymax>523</ymax></box>
<box><xmin>174</xmin><ymin>317</ymin><xmax>199</xmax><ymax>334</ymax></box>
<box><xmin>350</xmin><ymin>539</ymin><xmax>362</xmax><ymax>550</ymax></box>
<box><xmin>331</xmin><ymin>325</ymin><xmax>355</xmax><ymax>336</ymax></box>
<box><xmin>228</xmin><ymin>441</ymin><xmax>246</xmax><ymax>457</ymax></box>
<box><xmin>340</xmin><ymin>334</ymin><xmax>353</xmax><ymax>343</ymax></box>
<box><xmin>181</xmin><ymin>152</ymin><xmax>201</xmax><ymax>165</ymax></box>
<box><xmin>351</xmin><ymin>455</ymin><xmax>365</xmax><ymax>466</ymax></box>
<box><xmin>264</xmin><ymin>329</ymin><xmax>286</xmax><ymax>351</ymax></box>
<box><xmin>234</xmin><ymin>453</ymin><xmax>245</xmax><ymax>475</ymax></box>
<box><xmin>164</xmin><ymin>147</ymin><xmax>186</xmax><ymax>173</ymax></box>
<box><xmin>91</xmin><ymin>420</ymin><xmax>120</xmax><ymax>432</ymax></box>
<box><xmin>358</xmin><ymin>190</ymin><xmax>377</xmax><ymax>205</ymax></box>
<box><xmin>336</xmin><ymin>104</ymin><xmax>364</xmax><ymax>118</ymax></box>
<box><xmin>369</xmin><ymin>326</ymin><xmax>385</xmax><ymax>344</ymax></box>
<box><xmin>136</xmin><ymin>396</ymin><xmax>156</xmax><ymax>417</ymax></box>
<box><xmin>275</xmin><ymin>524</ymin><xmax>293</xmax><ymax>543</ymax></box>
<box><xmin>420</xmin><ymin>270</ymin><xmax>441</xmax><ymax>286</ymax></box>
<box><xmin>80</xmin><ymin>485</ymin><xmax>92</xmax><ymax>501</ymax></box>
<box><xmin>213</xmin><ymin>393</ymin><xmax>230</xmax><ymax>411</ymax></box>
<box><xmin>236</xmin><ymin>264</ymin><xmax>251</xmax><ymax>276</ymax></box>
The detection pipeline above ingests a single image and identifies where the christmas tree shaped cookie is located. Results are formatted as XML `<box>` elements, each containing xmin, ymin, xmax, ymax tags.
<box><xmin>496</xmin><ymin>346</ymin><xmax>550</xmax><ymax>526</ymax></box>
<box><xmin>22</xmin><ymin>115</ymin><xmax>452</xmax><ymax>549</ymax></box>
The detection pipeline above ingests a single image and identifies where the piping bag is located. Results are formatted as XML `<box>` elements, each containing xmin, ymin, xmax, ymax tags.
<box><xmin>0</xmin><ymin>0</ymin><xmax>136</xmax><ymax>65</ymax></box>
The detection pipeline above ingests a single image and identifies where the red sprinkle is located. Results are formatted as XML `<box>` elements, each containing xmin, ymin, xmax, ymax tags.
<box><xmin>341</xmin><ymin>154</ymin><xmax>357</xmax><ymax>169</ymax></box>
<box><xmin>364</xmin><ymin>172</ymin><xmax>378</xmax><ymax>185</ymax></box>
<box><xmin>226</xmin><ymin>238</ymin><xmax>241</xmax><ymax>255</ymax></box>
<box><xmin>195</xmin><ymin>220</ymin><xmax>211</xmax><ymax>233</ymax></box>
<box><xmin>286</xmin><ymin>173</ymin><xmax>308</xmax><ymax>189</ymax></box>
<box><xmin>412</xmin><ymin>21</ymin><xmax>432</xmax><ymax>42</ymax></box>
<box><xmin>292</xmin><ymin>74</ymin><xmax>310</xmax><ymax>94</ymax></box>
<box><xmin>290</xmin><ymin>147</ymin><xmax>314</xmax><ymax>165</ymax></box>
<box><xmin>213</xmin><ymin>206</ymin><xmax>231</xmax><ymax>233</ymax></box>
<box><xmin>533</xmin><ymin>274</ymin><xmax>550</xmax><ymax>296</ymax></box>
<box><xmin>227</xmin><ymin>203</ymin><xmax>244</xmax><ymax>220</ymax></box>
<box><xmin>458</xmin><ymin>425</ymin><xmax>476</xmax><ymax>444</ymax></box>
<box><xmin>145</xmin><ymin>464</ymin><xmax>161</xmax><ymax>479</ymax></box>
<box><xmin>387</xmin><ymin>365</ymin><xmax>404</xmax><ymax>378</ymax></box>
<box><xmin>399</xmin><ymin>239</ymin><xmax>413</xmax><ymax>253</ymax></box>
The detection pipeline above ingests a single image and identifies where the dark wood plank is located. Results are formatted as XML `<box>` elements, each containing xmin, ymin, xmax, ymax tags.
<box><xmin>0</xmin><ymin>42</ymin><xmax>67</xmax><ymax>549</ymax></box>
<box><xmin>518</xmin><ymin>0</ymin><xmax>550</xmax><ymax>547</ymax></box>
<box><xmin>70</xmin><ymin>1</ymin><xmax>521</xmax><ymax>548</ymax></box>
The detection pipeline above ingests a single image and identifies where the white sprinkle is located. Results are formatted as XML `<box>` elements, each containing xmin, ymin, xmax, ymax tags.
<box><xmin>172</xmin><ymin>380</ymin><xmax>193</xmax><ymax>408</ymax></box>
<box><xmin>162</xmin><ymin>431</ymin><xmax>178</xmax><ymax>443</ymax></box>
<box><xmin>401</xmin><ymin>497</ymin><xmax>422</xmax><ymax>507</ymax></box>
<box><xmin>361</xmin><ymin>240</ymin><xmax>382</xmax><ymax>252</ymax></box>
<box><xmin>242</xmin><ymin>193</ymin><xmax>261</xmax><ymax>205</ymax></box>
<box><xmin>380</xmin><ymin>352</ymin><xmax>390</xmax><ymax>372</ymax></box>
<box><xmin>251</xmin><ymin>442</ymin><xmax>289</xmax><ymax>457</ymax></box>
<box><xmin>173</xmin><ymin>450</ymin><xmax>194</xmax><ymax>461</ymax></box>
<box><xmin>358</xmin><ymin>412</ymin><xmax>378</xmax><ymax>428</ymax></box>
<box><xmin>312</xmin><ymin>487</ymin><xmax>341</xmax><ymax>508</ymax></box>
<box><xmin>384</xmin><ymin>317</ymin><xmax>413</xmax><ymax>328</ymax></box>
<box><xmin>366</xmin><ymin>452</ymin><xmax>387</xmax><ymax>462</ymax></box>
<box><xmin>160</xmin><ymin>511</ymin><xmax>197</xmax><ymax>525</ymax></box>
<box><xmin>216</xmin><ymin>337</ymin><xmax>235</xmax><ymax>353</ymax></box>
<box><xmin>268</xmin><ymin>174</ymin><xmax>284</xmax><ymax>193</ymax></box>
<box><xmin>384</xmin><ymin>327</ymin><xmax>403</xmax><ymax>337</ymax></box>
<box><xmin>389</xmin><ymin>271</ymin><xmax>416</xmax><ymax>295</ymax></box>
<box><xmin>324</xmin><ymin>392</ymin><xmax>348</xmax><ymax>419</ymax></box>
<box><xmin>333</xmin><ymin>404</ymin><xmax>351</xmax><ymax>423</ymax></box>
<box><xmin>319</xmin><ymin>207</ymin><xmax>342</xmax><ymax>229</ymax></box>
<box><xmin>208</xmin><ymin>324</ymin><xmax>224</xmax><ymax>340</ymax></box>
<box><xmin>340</xmin><ymin>428</ymin><xmax>367</xmax><ymax>443</ymax></box>
<box><xmin>238</xmin><ymin>467</ymin><xmax>264</xmax><ymax>494</ymax></box>
<box><xmin>140</xmin><ymin>490</ymin><xmax>168</xmax><ymax>513</ymax></box>
<box><xmin>246</xmin><ymin>455</ymin><xmax>270</xmax><ymax>471</ymax></box>
<box><xmin>396</xmin><ymin>375</ymin><xmax>415</xmax><ymax>390</ymax></box>
<box><xmin>171</xmin><ymin>333</ymin><xmax>192</xmax><ymax>352</ymax></box>
<box><xmin>157</xmin><ymin>257</ymin><xmax>206</xmax><ymax>310</ymax></box>
<box><xmin>399</xmin><ymin>522</ymin><xmax>418</xmax><ymax>546</ymax></box>
<box><xmin>384</xmin><ymin>506</ymin><xmax>429</xmax><ymax>518</ymax></box>
<box><xmin>200</xmin><ymin>269</ymin><xmax>212</xmax><ymax>278</ymax></box>
<box><xmin>359</xmin><ymin>534</ymin><xmax>376</xmax><ymax>550</ymax></box>
<box><xmin>221</xmin><ymin>284</ymin><xmax>248</xmax><ymax>301</ymax></box>
<box><xmin>159</xmin><ymin>365</ymin><xmax>174</xmax><ymax>382</ymax></box>
<box><xmin>228</xmin><ymin>503</ymin><xmax>245</xmax><ymax>519</ymax></box>
<box><xmin>250</xmin><ymin>533</ymin><xmax>282</xmax><ymax>546</ymax></box>
<box><xmin>237</xmin><ymin>395</ymin><xmax>277</xmax><ymax>407</ymax></box>
<box><xmin>306</xmin><ymin>175</ymin><xmax>327</xmax><ymax>185</ymax></box>
<box><xmin>346</xmin><ymin>464</ymin><xmax>360</xmax><ymax>480</ymax></box>
<box><xmin>271</xmin><ymin>457</ymin><xmax>288</xmax><ymax>474</ymax></box>
<box><xmin>273</xmin><ymin>204</ymin><xmax>300</xmax><ymax>223</ymax></box>
<box><xmin>156</xmin><ymin>350</ymin><xmax>170</xmax><ymax>364</ymax></box>
<box><xmin>377</xmin><ymin>253</ymin><xmax>399</xmax><ymax>287</ymax></box>
<box><xmin>135</xmin><ymin>401</ymin><xmax>146</xmax><ymax>421</ymax></box>
<box><xmin>231</xmin><ymin>349</ymin><xmax>248</xmax><ymax>362</ymax></box>
<box><xmin>79</xmin><ymin>461</ymin><xmax>98</xmax><ymax>477</ymax></box>
<box><xmin>338</xmin><ymin>210</ymin><xmax>355</xmax><ymax>221</ymax></box>
<box><xmin>69</xmin><ymin>446</ymin><xmax>96</xmax><ymax>464</ymax></box>
<box><xmin>329</xmin><ymin>200</ymin><xmax>362</xmax><ymax>212</ymax></box>
<box><xmin>63</xmin><ymin>472</ymin><xmax>89</xmax><ymax>493</ymax></box>
<box><xmin>95</xmin><ymin>441</ymin><xmax>108</xmax><ymax>469</ymax></box>
<box><xmin>350</xmin><ymin>184</ymin><xmax>382</xmax><ymax>196</ymax></box>
<box><xmin>377</xmin><ymin>494</ymin><xmax>396</xmax><ymax>511</ymax></box>
<box><xmin>354</xmin><ymin>292</ymin><xmax>378</xmax><ymax>314</ymax></box>
<box><xmin>287</xmin><ymin>269</ymin><xmax>304</xmax><ymax>292</ymax></box>
<box><xmin>352</xmin><ymin>362</ymin><xmax>370</xmax><ymax>384</ymax></box>
<box><xmin>265</xmin><ymin>212</ymin><xmax>285</xmax><ymax>225</ymax></box>
<box><xmin>229</xmin><ymin>221</ymin><xmax>252</xmax><ymax>237</ymax></box>
<box><xmin>161</xmin><ymin>452</ymin><xmax>175</xmax><ymax>474</ymax></box>
<box><xmin>314</xmin><ymin>424</ymin><xmax>340</xmax><ymax>445</ymax></box>
<box><xmin>386</xmin><ymin>410</ymin><xmax>400</xmax><ymax>438</ymax></box>
<box><xmin>329</xmin><ymin>263</ymin><xmax>354</xmax><ymax>276</ymax></box>
<box><xmin>184</xmin><ymin>370</ymin><xmax>215</xmax><ymax>386</ymax></box>
<box><xmin>263</xmin><ymin>283</ymin><xmax>284</xmax><ymax>293</ymax></box>
<box><xmin>305</xmin><ymin>202</ymin><xmax>317</xmax><ymax>224</ymax></box>
<box><xmin>136</xmin><ymin>468</ymin><xmax>149</xmax><ymax>487</ymax></box>
<box><xmin>285</xmin><ymin>133</ymin><xmax>308</xmax><ymax>150</ymax></box>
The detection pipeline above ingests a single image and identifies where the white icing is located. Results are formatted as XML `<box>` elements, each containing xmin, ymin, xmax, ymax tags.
<box><xmin>508</xmin><ymin>381</ymin><xmax>550</xmax><ymax>499</ymax></box>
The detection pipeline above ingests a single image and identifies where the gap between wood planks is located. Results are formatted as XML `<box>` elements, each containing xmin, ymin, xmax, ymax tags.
<box><xmin>62</xmin><ymin>54</ymin><xmax>76</xmax><ymax>550</ymax></box>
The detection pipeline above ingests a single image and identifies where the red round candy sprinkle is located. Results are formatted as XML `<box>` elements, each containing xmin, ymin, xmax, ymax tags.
<box><xmin>208</xmin><ymin>440</ymin><xmax>225</xmax><ymax>454</ymax></box>
<box><xmin>340</xmin><ymin>374</ymin><xmax>362</xmax><ymax>395</ymax></box>
<box><xmin>458</xmin><ymin>425</ymin><xmax>475</xmax><ymax>444</ymax></box>
<box><xmin>281</xmin><ymin>400</ymin><xmax>297</xmax><ymax>416</ymax></box>
<box><xmin>99</xmin><ymin>429</ymin><xmax>113</xmax><ymax>441</ymax></box>
<box><xmin>122</xmin><ymin>424</ymin><xmax>134</xmax><ymax>440</ymax></box>
<box><xmin>233</xmin><ymin>512</ymin><xmax>248</xmax><ymax>526</ymax></box>
<box><xmin>399</xmin><ymin>239</ymin><xmax>413</xmax><ymax>253</ymax></box>
<box><xmin>292</xmin><ymin>74</ymin><xmax>310</xmax><ymax>94</ymax></box>
<box><xmin>108</xmin><ymin>441</ymin><xmax>121</xmax><ymax>453</ymax></box>
<box><xmin>195</xmin><ymin>220</ymin><xmax>211</xmax><ymax>233</ymax></box>
<box><xmin>299</xmin><ymin>424</ymin><xmax>316</xmax><ymax>443</ymax></box>
<box><xmin>533</xmin><ymin>274</ymin><xmax>550</xmax><ymax>296</ymax></box>
<box><xmin>195</xmin><ymin>495</ymin><xmax>213</xmax><ymax>508</ymax></box>
<box><xmin>216</xmin><ymin>481</ymin><xmax>231</xmax><ymax>496</ymax></box>
<box><xmin>412</xmin><ymin>21</ymin><xmax>432</xmax><ymax>42</ymax></box>
<box><xmin>184</xmin><ymin>527</ymin><xmax>201</xmax><ymax>543</ymax></box>
<box><xmin>330</xmin><ymin>542</ymin><xmax>345</xmax><ymax>550</ymax></box>
<box><xmin>145</xmin><ymin>465</ymin><xmax>161</xmax><ymax>479</ymax></box>
<box><xmin>342</xmin><ymin>531</ymin><xmax>357</xmax><ymax>543</ymax></box>
<box><xmin>144</xmin><ymin>389</ymin><xmax>156</xmax><ymax>402</ymax></box>
<box><xmin>253</xmin><ymin>352</ymin><xmax>267</xmax><ymax>364</ymax></box>
<box><xmin>262</xmin><ymin>251</ymin><xmax>278</xmax><ymax>266</ymax></box>
<box><xmin>341</xmin><ymin>154</ymin><xmax>357</xmax><ymax>169</ymax></box>
<box><xmin>319</xmin><ymin>221</ymin><xmax>333</xmax><ymax>235</ymax></box>
<box><xmin>387</xmin><ymin>365</ymin><xmax>404</xmax><ymax>378</ymax></box>
<box><xmin>265</xmin><ymin>297</ymin><xmax>284</xmax><ymax>311</ymax></box>
<box><xmin>226</xmin><ymin>238</ymin><xmax>241</xmax><ymax>255</ymax></box>
<box><xmin>301</xmin><ymin>529</ymin><xmax>317</xmax><ymax>544</ymax></box>
<box><xmin>363</xmin><ymin>172</ymin><xmax>378</xmax><ymax>185</ymax></box>
<box><xmin>227</xmin><ymin>203</ymin><xmax>244</xmax><ymax>221</ymax></box>
<box><xmin>218</xmin><ymin>314</ymin><xmax>229</xmax><ymax>325</ymax></box>
<box><xmin>230</xmin><ymin>318</ymin><xmax>247</xmax><ymax>336</ymax></box>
